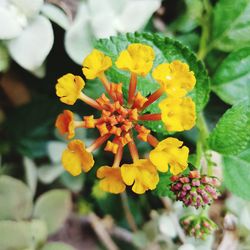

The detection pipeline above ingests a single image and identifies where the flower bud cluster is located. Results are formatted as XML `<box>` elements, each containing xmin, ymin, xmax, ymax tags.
<box><xmin>180</xmin><ymin>215</ymin><xmax>217</xmax><ymax>239</ymax></box>
<box><xmin>171</xmin><ymin>171</ymin><xmax>220</xmax><ymax>208</ymax></box>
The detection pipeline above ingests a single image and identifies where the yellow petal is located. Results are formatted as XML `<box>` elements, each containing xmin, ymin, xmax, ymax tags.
<box><xmin>62</xmin><ymin>140</ymin><xmax>94</xmax><ymax>176</ymax></box>
<box><xmin>121</xmin><ymin>164</ymin><xmax>137</xmax><ymax>185</ymax></box>
<box><xmin>159</xmin><ymin>97</ymin><xmax>196</xmax><ymax>132</ymax></box>
<box><xmin>132</xmin><ymin>181</ymin><xmax>148</xmax><ymax>194</ymax></box>
<box><xmin>152</xmin><ymin>60</ymin><xmax>196</xmax><ymax>97</ymax></box>
<box><xmin>149</xmin><ymin>150</ymin><xmax>169</xmax><ymax>172</ymax></box>
<box><xmin>56</xmin><ymin>74</ymin><xmax>85</xmax><ymax>105</ymax></box>
<box><xmin>62</xmin><ymin>149</ymin><xmax>82</xmax><ymax>176</ymax></box>
<box><xmin>150</xmin><ymin>137</ymin><xmax>189</xmax><ymax>175</ymax></box>
<box><xmin>97</xmin><ymin>166</ymin><xmax>125</xmax><ymax>194</ymax></box>
<box><xmin>170</xmin><ymin>162</ymin><xmax>187</xmax><ymax>175</ymax></box>
<box><xmin>115</xmin><ymin>43</ymin><xmax>155</xmax><ymax>76</ymax></box>
<box><xmin>82</xmin><ymin>49</ymin><xmax>112</xmax><ymax>80</ymax></box>
<box><xmin>121</xmin><ymin>159</ymin><xmax>159</xmax><ymax>194</ymax></box>
<box><xmin>55</xmin><ymin>110</ymin><xmax>75</xmax><ymax>139</ymax></box>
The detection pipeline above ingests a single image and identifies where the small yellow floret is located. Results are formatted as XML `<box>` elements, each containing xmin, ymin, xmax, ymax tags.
<box><xmin>115</xmin><ymin>43</ymin><xmax>155</xmax><ymax>76</ymax></box>
<box><xmin>97</xmin><ymin>166</ymin><xmax>125</xmax><ymax>194</ymax></box>
<box><xmin>55</xmin><ymin>110</ymin><xmax>75</xmax><ymax>139</ymax></box>
<box><xmin>159</xmin><ymin>97</ymin><xmax>196</xmax><ymax>132</ymax></box>
<box><xmin>82</xmin><ymin>49</ymin><xmax>112</xmax><ymax>79</ymax></box>
<box><xmin>62</xmin><ymin>140</ymin><xmax>94</xmax><ymax>176</ymax></box>
<box><xmin>56</xmin><ymin>73</ymin><xmax>85</xmax><ymax>105</ymax></box>
<box><xmin>121</xmin><ymin>159</ymin><xmax>159</xmax><ymax>194</ymax></box>
<box><xmin>149</xmin><ymin>137</ymin><xmax>189</xmax><ymax>175</ymax></box>
<box><xmin>152</xmin><ymin>60</ymin><xmax>196</xmax><ymax>97</ymax></box>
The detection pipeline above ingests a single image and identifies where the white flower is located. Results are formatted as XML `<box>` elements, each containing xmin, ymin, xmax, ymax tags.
<box><xmin>0</xmin><ymin>0</ymin><xmax>54</xmax><ymax>72</ymax></box>
<box><xmin>65</xmin><ymin>0</ymin><xmax>162</xmax><ymax>64</ymax></box>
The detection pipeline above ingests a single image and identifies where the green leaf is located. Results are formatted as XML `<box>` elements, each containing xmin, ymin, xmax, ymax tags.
<box><xmin>95</xmin><ymin>32</ymin><xmax>210</xmax><ymax>134</ymax></box>
<box><xmin>38</xmin><ymin>164</ymin><xmax>64</xmax><ymax>184</ymax></box>
<box><xmin>0</xmin><ymin>175</ymin><xmax>33</xmax><ymax>220</ymax></box>
<box><xmin>176</xmin><ymin>32</ymin><xmax>200</xmax><ymax>52</ymax></box>
<box><xmin>153</xmin><ymin>172</ymin><xmax>173</xmax><ymax>197</ymax></box>
<box><xmin>208</xmin><ymin>100</ymin><xmax>250</xmax><ymax>155</ymax></box>
<box><xmin>211</xmin><ymin>0</ymin><xmax>250</xmax><ymax>52</ymax></box>
<box><xmin>170</xmin><ymin>0</ymin><xmax>203</xmax><ymax>33</ymax></box>
<box><xmin>0</xmin><ymin>220</ymin><xmax>47</xmax><ymax>250</ymax></box>
<box><xmin>223</xmin><ymin>148</ymin><xmax>250</xmax><ymax>200</ymax></box>
<box><xmin>23</xmin><ymin>157</ymin><xmax>38</xmax><ymax>196</ymax></box>
<box><xmin>212</xmin><ymin>47</ymin><xmax>250</xmax><ymax>105</ymax></box>
<box><xmin>41</xmin><ymin>242</ymin><xmax>76</xmax><ymax>250</ymax></box>
<box><xmin>59</xmin><ymin>172</ymin><xmax>85</xmax><ymax>192</ymax></box>
<box><xmin>29</xmin><ymin>219</ymin><xmax>48</xmax><ymax>248</ymax></box>
<box><xmin>33</xmin><ymin>189</ymin><xmax>72</xmax><ymax>235</ymax></box>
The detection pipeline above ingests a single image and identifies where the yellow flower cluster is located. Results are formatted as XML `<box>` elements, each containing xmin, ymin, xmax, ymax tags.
<box><xmin>55</xmin><ymin>43</ymin><xmax>196</xmax><ymax>195</ymax></box>
<box><xmin>153</xmin><ymin>60</ymin><xmax>196</xmax><ymax>132</ymax></box>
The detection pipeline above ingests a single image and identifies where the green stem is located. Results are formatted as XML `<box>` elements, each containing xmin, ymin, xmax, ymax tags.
<box><xmin>197</xmin><ymin>0</ymin><xmax>212</xmax><ymax>60</ymax></box>
<box><xmin>197</xmin><ymin>113</ymin><xmax>209</xmax><ymax>144</ymax></box>
<box><xmin>195</xmin><ymin>139</ymin><xmax>203</xmax><ymax>169</ymax></box>
<box><xmin>120</xmin><ymin>191</ymin><xmax>138</xmax><ymax>232</ymax></box>
<box><xmin>196</xmin><ymin>0</ymin><xmax>213</xmax><ymax>175</ymax></box>
<box><xmin>196</xmin><ymin>113</ymin><xmax>213</xmax><ymax>175</ymax></box>
<box><xmin>199</xmin><ymin>206</ymin><xmax>209</xmax><ymax>217</ymax></box>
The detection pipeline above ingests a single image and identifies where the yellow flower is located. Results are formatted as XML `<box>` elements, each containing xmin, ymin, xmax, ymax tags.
<box><xmin>159</xmin><ymin>97</ymin><xmax>196</xmax><ymax>132</ymax></box>
<box><xmin>115</xmin><ymin>43</ymin><xmax>155</xmax><ymax>76</ymax></box>
<box><xmin>82</xmin><ymin>49</ymin><xmax>112</xmax><ymax>79</ymax></box>
<box><xmin>97</xmin><ymin>166</ymin><xmax>125</xmax><ymax>194</ymax></box>
<box><xmin>62</xmin><ymin>140</ymin><xmax>94</xmax><ymax>176</ymax></box>
<box><xmin>55</xmin><ymin>110</ymin><xmax>75</xmax><ymax>139</ymax></box>
<box><xmin>121</xmin><ymin>159</ymin><xmax>159</xmax><ymax>194</ymax></box>
<box><xmin>149</xmin><ymin>137</ymin><xmax>189</xmax><ymax>175</ymax></box>
<box><xmin>152</xmin><ymin>60</ymin><xmax>196</xmax><ymax>97</ymax></box>
<box><xmin>56</xmin><ymin>73</ymin><xmax>85</xmax><ymax>105</ymax></box>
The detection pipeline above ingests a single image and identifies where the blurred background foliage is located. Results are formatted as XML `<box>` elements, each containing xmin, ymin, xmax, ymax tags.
<box><xmin>0</xmin><ymin>0</ymin><xmax>250</xmax><ymax>249</ymax></box>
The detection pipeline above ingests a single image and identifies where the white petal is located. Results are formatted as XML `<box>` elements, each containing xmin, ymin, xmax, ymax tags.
<box><xmin>88</xmin><ymin>0</ymin><xmax>118</xmax><ymax>38</ymax></box>
<box><xmin>0</xmin><ymin>6</ymin><xmax>23</xmax><ymax>39</ymax></box>
<box><xmin>116</xmin><ymin>0</ymin><xmax>161</xmax><ymax>32</ymax></box>
<box><xmin>91</xmin><ymin>12</ymin><xmax>117</xmax><ymax>38</ymax></box>
<box><xmin>158</xmin><ymin>215</ymin><xmax>177</xmax><ymax>238</ymax></box>
<box><xmin>88</xmin><ymin>0</ymin><xmax>124</xmax><ymax>16</ymax></box>
<box><xmin>178</xmin><ymin>244</ymin><xmax>196</xmax><ymax>250</ymax></box>
<box><xmin>41</xmin><ymin>3</ymin><xmax>70</xmax><ymax>30</ymax></box>
<box><xmin>9</xmin><ymin>0</ymin><xmax>44</xmax><ymax>18</ymax></box>
<box><xmin>7</xmin><ymin>15</ymin><xmax>54</xmax><ymax>71</ymax></box>
<box><xmin>65</xmin><ymin>3</ymin><xmax>93</xmax><ymax>64</ymax></box>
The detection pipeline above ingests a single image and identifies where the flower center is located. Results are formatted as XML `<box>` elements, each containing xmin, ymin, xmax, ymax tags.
<box><xmin>95</xmin><ymin>93</ymin><xmax>138</xmax><ymax>146</ymax></box>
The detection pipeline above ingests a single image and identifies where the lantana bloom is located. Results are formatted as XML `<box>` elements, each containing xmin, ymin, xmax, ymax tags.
<box><xmin>159</xmin><ymin>97</ymin><xmax>196</xmax><ymax>131</ymax></box>
<box><xmin>116</xmin><ymin>43</ymin><xmax>155</xmax><ymax>76</ymax></box>
<box><xmin>55</xmin><ymin>43</ymin><xmax>196</xmax><ymax>194</ymax></box>
<box><xmin>152</xmin><ymin>60</ymin><xmax>196</xmax><ymax>97</ymax></box>
<box><xmin>121</xmin><ymin>159</ymin><xmax>159</xmax><ymax>194</ymax></box>
<box><xmin>82</xmin><ymin>49</ymin><xmax>112</xmax><ymax>79</ymax></box>
<box><xmin>62</xmin><ymin>140</ymin><xmax>94</xmax><ymax>176</ymax></box>
<box><xmin>56</xmin><ymin>73</ymin><xmax>85</xmax><ymax>105</ymax></box>
<box><xmin>149</xmin><ymin>137</ymin><xmax>189</xmax><ymax>175</ymax></box>
<box><xmin>97</xmin><ymin>166</ymin><xmax>126</xmax><ymax>194</ymax></box>
<box><xmin>55</xmin><ymin>110</ymin><xmax>75</xmax><ymax>139</ymax></box>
